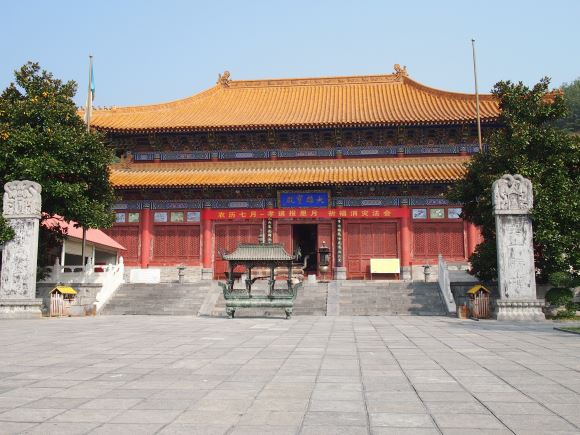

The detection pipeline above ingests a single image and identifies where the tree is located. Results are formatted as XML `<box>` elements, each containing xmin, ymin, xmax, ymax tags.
<box><xmin>555</xmin><ymin>77</ymin><xmax>580</xmax><ymax>134</ymax></box>
<box><xmin>0</xmin><ymin>62</ymin><xmax>115</xmax><ymax>245</ymax></box>
<box><xmin>448</xmin><ymin>78</ymin><xmax>580</xmax><ymax>282</ymax></box>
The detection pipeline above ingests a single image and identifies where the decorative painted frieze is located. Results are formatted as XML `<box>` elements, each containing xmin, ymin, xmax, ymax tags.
<box><xmin>130</xmin><ymin>143</ymin><xmax>484</xmax><ymax>162</ymax></box>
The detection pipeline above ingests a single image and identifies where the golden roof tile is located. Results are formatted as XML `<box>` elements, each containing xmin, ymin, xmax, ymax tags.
<box><xmin>87</xmin><ymin>68</ymin><xmax>499</xmax><ymax>133</ymax></box>
<box><xmin>110</xmin><ymin>156</ymin><xmax>469</xmax><ymax>188</ymax></box>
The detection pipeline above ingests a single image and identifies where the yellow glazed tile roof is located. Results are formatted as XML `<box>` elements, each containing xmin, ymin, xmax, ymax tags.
<box><xmin>50</xmin><ymin>286</ymin><xmax>77</xmax><ymax>295</ymax></box>
<box><xmin>87</xmin><ymin>68</ymin><xmax>499</xmax><ymax>133</ymax></box>
<box><xmin>467</xmin><ymin>284</ymin><xmax>491</xmax><ymax>294</ymax></box>
<box><xmin>110</xmin><ymin>156</ymin><xmax>470</xmax><ymax>188</ymax></box>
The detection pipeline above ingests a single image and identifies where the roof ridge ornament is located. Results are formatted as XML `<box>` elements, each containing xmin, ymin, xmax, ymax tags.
<box><xmin>217</xmin><ymin>71</ymin><xmax>231</xmax><ymax>87</ymax></box>
<box><xmin>393</xmin><ymin>64</ymin><xmax>408</xmax><ymax>79</ymax></box>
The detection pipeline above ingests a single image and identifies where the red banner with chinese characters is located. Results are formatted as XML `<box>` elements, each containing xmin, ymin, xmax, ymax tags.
<box><xmin>203</xmin><ymin>207</ymin><xmax>409</xmax><ymax>220</ymax></box>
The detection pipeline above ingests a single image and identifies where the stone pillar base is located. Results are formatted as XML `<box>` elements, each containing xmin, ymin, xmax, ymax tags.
<box><xmin>0</xmin><ymin>299</ymin><xmax>43</xmax><ymax>319</ymax></box>
<box><xmin>496</xmin><ymin>300</ymin><xmax>546</xmax><ymax>321</ymax></box>
<box><xmin>201</xmin><ymin>268</ymin><xmax>214</xmax><ymax>280</ymax></box>
<box><xmin>401</xmin><ymin>266</ymin><xmax>412</xmax><ymax>281</ymax></box>
<box><xmin>334</xmin><ymin>267</ymin><xmax>347</xmax><ymax>280</ymax></box>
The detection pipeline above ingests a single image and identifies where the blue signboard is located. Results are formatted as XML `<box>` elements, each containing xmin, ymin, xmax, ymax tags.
<box><xmin>279</xmin><ymin>192</ymin><xmax>329</xmax><ymax>208</ymax></box>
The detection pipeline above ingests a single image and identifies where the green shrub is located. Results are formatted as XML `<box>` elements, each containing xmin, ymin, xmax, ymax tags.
<box><xmin>548</xmin><ymin>272</ymin><xmax>575</xmax><ymax>288</ymax></box>
<box><xmin>554</xmin><ymin>307</ymin><xmax>577</xmax><ymax>319</ymax></box>
<box><xmin>545</xmin><ymin>287</ymin><xmax>574</xmax><ymax>307</ymax></box>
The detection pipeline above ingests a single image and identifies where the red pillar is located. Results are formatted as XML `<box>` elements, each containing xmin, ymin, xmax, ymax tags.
<box><xmin>466</xmin><ymin>221</ymin><xmax>479</xmax><ymax>257</ymax></box>
<box><xmin>400</xmin><ymin>204</ymin><xmax>411</xmax><ymax>268</ymax></box>
<box><xmin>140</xmin><ymin>207</ymin><xmax>151</xmax><ymax>269</ymax></box>
<box><xmin>202</xmin><ymin>214</ymin><xmax>212</xmax><ymax>269</ymax></box>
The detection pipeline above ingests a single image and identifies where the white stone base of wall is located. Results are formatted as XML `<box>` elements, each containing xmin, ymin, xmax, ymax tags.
<box><xmin>124</xmin><ymin>266</ymin><xmax>203</xmax><ymax>283</ymax></box>
<box><xmin>201</xmin><ymin>268</ymin><xmax>213</xmax><ymax>280</ymax></box>
<box><xmin>401</xmin><ymin>266</ymin><xmax>412</xmax><ymax>281</ymax></box>
<box><xmin>159</xmin><ymin>266</ymin><xmax>201</xmax><ymax>282</ymax></box>
<box><xmin>0</xmin><ymin>299</ymin><xmax>43</xmax><ymax>319</ymax></box>
<box><xmin>410</xmin><ymin>265</ymin><xmax>439</xmax><ymax>282</ymax></box>
<box><xmin>334</xmin><ymin>267</ymin><xmax>347</xmax><ymax>280</ymax></box>
<box><xmin>496</xmin><ymin>300</ymin><xmax>546</xmax><ymax>321</ymax></box>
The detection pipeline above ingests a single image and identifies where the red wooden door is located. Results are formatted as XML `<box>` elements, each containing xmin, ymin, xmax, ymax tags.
<box><xmin>151</xmin><ymin>224</ymin><xmax>201</xmax><ymax>265</ymax></box>
<box><xmin>214</xmin><ymin>223</ymin><xmax>262</xmax><ymax>279</ymax></box>
<box><xmin>103</xmin><ymin>225</ymin><xmax>140</xmax><ymax>265</ymax></box>
<box><xmin>345</xmin><ymin>221</ymin><xmax>398</xmax><ymax>279</ymax></box>
<box><xmin>317</xmin><ymin>222</ymin><xmax>333</xmax><ymax>278</ymax></box>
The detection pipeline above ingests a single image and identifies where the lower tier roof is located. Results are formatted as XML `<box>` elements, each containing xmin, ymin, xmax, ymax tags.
<box><xmin>110</xmin><ymin>156</ymin><xmax>469</xmax><ymax>189</ymax></box>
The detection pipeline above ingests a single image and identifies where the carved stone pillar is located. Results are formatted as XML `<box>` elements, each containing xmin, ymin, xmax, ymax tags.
<box><xmin>492</xmin><ymin>174</ymin><xmax>544</xmax><ymax>321</ymax></box>
<box><xmin>334</xmin><ymin>218</ymin><xmax>346</xmax><ymax>280</ymax></box>
<box><xmin>0</xmin><ymin>180</ymin><xmax>43</xmax><ymax>318</ymax></box>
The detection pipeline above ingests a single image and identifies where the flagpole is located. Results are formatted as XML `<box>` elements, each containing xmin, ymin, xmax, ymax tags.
<box><xmin>471</xmin><ymin>39</ymin><xmax>483</xmax><ymax>153</ymax></box>
<box><xmin>82</xmin><ymin>55</ymin><xmax>93</xmax><ymax>266</ymax></box>
<box><xmin>85</xmin><ymin>55</ymin><xmax>93</xmax><ymax>132</ymax></box>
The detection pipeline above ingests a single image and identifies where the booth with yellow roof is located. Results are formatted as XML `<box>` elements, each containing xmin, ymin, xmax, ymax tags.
<box><xmin>49</xmin><ymin>286</ymin><xmax>77</xmax><ymax>317</ymax></box>
<box><xmin>467</xmin><ymin>285</ymin><xmax>491</xmax><ymax>319</ymax></box>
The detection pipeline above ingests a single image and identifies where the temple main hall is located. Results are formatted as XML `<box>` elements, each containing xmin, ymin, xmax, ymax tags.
<box><xmin>89</xmin><ymin>65</ymin><xmax>499</xmax><ymax>281</ymax></box>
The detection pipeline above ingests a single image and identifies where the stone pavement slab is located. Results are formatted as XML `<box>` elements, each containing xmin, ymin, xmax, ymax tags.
<box><xmin>0</xmin><ymin>315</ymin><xmax>579</xmax><ymax>434</ymax></box>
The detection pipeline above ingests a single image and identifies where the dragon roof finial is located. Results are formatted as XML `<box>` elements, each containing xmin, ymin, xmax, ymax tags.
<box><xmin>393</xmin><ymin>64</ymin><xmax>408</xmax><ymax>78</ymax></box>
<box><xmin>217</xmin><ymin>71</ymin><xmax>231</xmax><ymax>87</ymax></box>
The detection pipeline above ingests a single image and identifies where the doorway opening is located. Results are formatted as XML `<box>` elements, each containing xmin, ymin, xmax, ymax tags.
<box><xmin>292</xmin><ymin>224</ymin><xmax>317</xmax><ymax>273</ymax></box>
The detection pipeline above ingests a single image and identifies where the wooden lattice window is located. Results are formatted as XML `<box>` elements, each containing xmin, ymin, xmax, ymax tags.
<box><xmin>151</xmin><ymin>225</ymin><xmax>201</xmax><ymax>264</ymax></box>
<box><xmin>103</xmin><ymin>225</ymin><xmax>140</xmax><ymax>264</ymax></box>
<box><xmin>413</xmin><ymin>222</ymin><xmax>464</xmax><ymax>259</ymax></box>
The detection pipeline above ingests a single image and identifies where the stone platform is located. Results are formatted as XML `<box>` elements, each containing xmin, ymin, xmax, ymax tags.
<box><xmin>0</xmin><ymin>316</ymin><xmax>579</xmax><ymax>434</ymax></box>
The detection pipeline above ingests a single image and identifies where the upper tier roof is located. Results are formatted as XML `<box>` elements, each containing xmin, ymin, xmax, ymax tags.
<box><xmin>87</xmin><ymin>66</ymin><xmax>499</xmax><ymax>133</ymax></box>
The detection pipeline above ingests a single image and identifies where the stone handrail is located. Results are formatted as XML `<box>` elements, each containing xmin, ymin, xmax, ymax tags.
<box><xmin>93</xmin><ymin>258</ymin><xmax>125</xmax><ymax>311</ymax></box>
<box><xmin>437</xmin><ymin>254</ymin><xmax>457</xmax><ymax>315</ymax></box>
<box><xmin>40</xmin><ymin>257</ymin><xmax>125</xmax><ymax>312</ymax></box>
<box><xmin>43</xmin><ymin>258</ymin><xmax>124</xmax><ymax>285</ymax></box>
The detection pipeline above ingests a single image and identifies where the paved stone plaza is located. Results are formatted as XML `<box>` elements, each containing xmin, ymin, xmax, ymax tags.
<box><xmin>0</xmin><ymin>316</ymin><xmax>579</xmax><ymax>434</ymax></box>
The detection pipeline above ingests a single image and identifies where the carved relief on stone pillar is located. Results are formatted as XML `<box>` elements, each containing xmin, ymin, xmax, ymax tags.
<box><xmin>3</xmin><ymin>180</ymin><xmax>42</xmax><ymax>219</ymax></box>
<box><xmin>0</xmin><ymin>219</ymin><xmax>38</xmax><ymax>298</ymax></box>
<box><xmin>0</xmin><ymin>180</ymin><xmax>43</xmax><ymax>318</ymax></box>
<box><xmin>492</xmin><ymin>174</ymin><xmax>533</xmax><ymax>215</ymax></box>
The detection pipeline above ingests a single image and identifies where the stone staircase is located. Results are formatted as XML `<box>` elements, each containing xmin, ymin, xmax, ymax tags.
<box><xmin>208</xmin><ymin>281</ymin><xmax>328</xmax><ymax>318</ymax></box>
<box><xmin>99</xmin><ymin>280</ymin><xmax>446</xmax><ymax>317</ymax></box>
<box><xmin>100</xmin><ymin>282</ymin><xmax>212</xmax><ymax>316</ymax></box>
<box><xmin>335</xmin><ymin>281</ymin><xmax>446</xmax><ymax>316</ymax></box>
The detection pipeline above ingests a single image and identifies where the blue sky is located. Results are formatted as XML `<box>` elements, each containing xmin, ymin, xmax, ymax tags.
<box><xmin>2</xmin><ymin>0</ymin><xmax>579</xmax><ymax>107</ymax></box>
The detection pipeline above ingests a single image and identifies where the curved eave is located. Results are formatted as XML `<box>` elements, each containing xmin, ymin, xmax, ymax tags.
<box><xmin>113</xmin><ymin>179</ymin><xmax>461</xmax><ymax>189</ymax></box>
